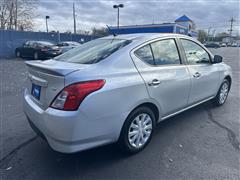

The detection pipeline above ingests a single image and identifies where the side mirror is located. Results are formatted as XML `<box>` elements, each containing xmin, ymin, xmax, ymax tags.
<box><xmin>212</xmin><ymin>55</ymin><xmax>222</xmax><ymax>64</ymax></box>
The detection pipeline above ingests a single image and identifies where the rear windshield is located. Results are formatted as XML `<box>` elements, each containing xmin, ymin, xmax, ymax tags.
<box><xmin>37</xmin><ymin>41</ymin><xmax>54</xmax><ymax>46</ymax></box>
<box><xmin>54</xmin><ymin>38</ymin><xmax>132</xmax><ymax>64</ymax></box>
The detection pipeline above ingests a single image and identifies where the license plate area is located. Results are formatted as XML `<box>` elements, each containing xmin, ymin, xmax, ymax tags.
<box><xmin>31</xmin><ymin>84</ymin><xmax>41</xmax><ymax>100</ymax></box>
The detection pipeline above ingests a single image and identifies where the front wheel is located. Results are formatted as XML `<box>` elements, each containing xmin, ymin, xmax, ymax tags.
<box><xmin>33</xmin><ymin>52</ymin><xmax>39</xmax><ymax>60</ymax></box>
<box><xmin>213</xmin><ymin>79</ymin><xmax>230</xmax><ymax>106</ymax></box>
<box><xmin>118</xmin><ymin>106</ymin><xmax>156</xmax><ymax>154</ymax></box>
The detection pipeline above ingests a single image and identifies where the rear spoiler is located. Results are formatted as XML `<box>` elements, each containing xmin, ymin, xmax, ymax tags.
<box><xmin>25</xmin><ymin>60</ymin><xmax>79</xmax><ymax>76</ymax></box>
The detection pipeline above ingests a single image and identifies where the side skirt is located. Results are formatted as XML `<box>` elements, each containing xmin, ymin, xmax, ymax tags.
<box><xmin>160</xmin><ymin>96</ymin><xmax>214</xmax><ymax>121</ymax></box>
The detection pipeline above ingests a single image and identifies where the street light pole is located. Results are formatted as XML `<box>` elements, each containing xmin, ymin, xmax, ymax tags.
<box><xmin>113</xmin><ymin>4</ymin><xmax>124</xmax><ymax>29</ymax></box>
<box><xmin>46</xmin><ymin>16</ymin><xmax>50</xmax><ymax>33</ymax></box>
<box><xmin>117</xmin><ymin>7</ymin><xmax>119</xmax><ymax>28</ymax></box>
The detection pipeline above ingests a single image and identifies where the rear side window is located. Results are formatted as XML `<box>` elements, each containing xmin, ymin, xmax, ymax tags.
<box><xmin>151</xmin><ymin>39</ymin><xmax>180</xmax><ymax>65</ymax></box>
<box><xmin>55</xmin><ymin>39</ymin><xmax>132</xmax><ymax>64</ymax></box>
<box><xmin>134</xmin><ymin>45</ymin><xmax>154</xmax><ymax>65</ymax></box>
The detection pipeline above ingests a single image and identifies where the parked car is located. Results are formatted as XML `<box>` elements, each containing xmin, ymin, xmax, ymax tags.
<box><xmin>220</xmin><ymin>43</ymin><xmax>227</xmax><ymax>47</ymax></box>
<box><xmin>23</xmin><ymin>34</ymin><xmax>232</xmax><ymax>154</ymax></box>
<box><xmin>205</xmin><ymin>43</ymin><xmax>220</xmax><ymax>48</ymax></box>
<box><xmin>15</xmin><ymin>41</ymin><xmax>62</xmax><ymax>60</ymax></box>
<box><xmin>57</xmin><ymin>41</ymin><xmax>81</xmax><ymax>53</ymax></box>
<box><xmin>231</xmin><ymin>43</ymin><xmax>238</xmax><ymax>47</ymax></box>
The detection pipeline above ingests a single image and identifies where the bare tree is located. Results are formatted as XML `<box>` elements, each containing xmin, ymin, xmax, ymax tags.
<box><xmin>91</xmin><ymin>27</ymin><xmax>108</xmax><ymax>37</ymax></box>
<box><xmin>0</xmin><ymin>0</ymin><xmax>38</xmax><ymax>31</ymax></box>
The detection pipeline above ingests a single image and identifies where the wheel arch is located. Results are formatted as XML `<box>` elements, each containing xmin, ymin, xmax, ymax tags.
<box><xmin>117</xmin><ymin>101</ymin><xmax>160</xmax><ymax>145</ymax></box>
<box><xmin>224</xmin><ymin>75</ymin><xmax>232</xmax><ymax>89</ymax></box>
<box><xmin>133</xmin><ymin>102</ymin><xmax>160</xmax><ymax>122</ymax></box>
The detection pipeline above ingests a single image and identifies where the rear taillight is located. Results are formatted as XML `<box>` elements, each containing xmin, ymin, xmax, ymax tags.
<box><xmin>41</xmin><ymin>48</ymin><xmax>48</xmax><ymax>52</ymax></box>
<box><xmin>50</xmin><ymin>80</ymin><xmax>105</xmax><ymax>111</ymax></box>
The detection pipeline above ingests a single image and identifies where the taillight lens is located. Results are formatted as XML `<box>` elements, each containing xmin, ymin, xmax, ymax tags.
<box><xmin>41</xmin><ymin>48</ymin><xmax>48</xmax><ymax>52</ymax></box>
<box><xmin>50</xmin><ymin>80</ymin><xmax>105</xmax><ymax>111</ymax></box>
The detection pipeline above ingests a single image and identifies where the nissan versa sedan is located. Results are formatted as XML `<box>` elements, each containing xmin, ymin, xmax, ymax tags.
<box><xmin>23</xmin><ymin>33</ymin><xmax>232</xmax><ymax>154</ymax></box>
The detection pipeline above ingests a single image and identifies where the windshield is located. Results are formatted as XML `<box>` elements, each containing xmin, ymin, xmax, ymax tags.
<box><xmin>54</xmin><ymin>38</ymin><xmax>132</xmax><ymax>64</ymax></box>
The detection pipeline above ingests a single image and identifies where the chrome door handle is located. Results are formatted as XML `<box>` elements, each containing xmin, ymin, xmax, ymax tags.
<box><xmin>193</xmin><ymin>72</ymin><xmax>201</xmax><ymax>78</ymax></box>
<box><xmin>148</xmin><ymin>79</ymin><xmax>161</xmax><ymax>86</ymax></box>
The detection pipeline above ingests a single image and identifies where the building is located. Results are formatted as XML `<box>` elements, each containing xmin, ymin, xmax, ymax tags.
<box><xmin>109</xmin><ymin>15</ymin><xmax>198</xmax><ymax>37</ymax></box>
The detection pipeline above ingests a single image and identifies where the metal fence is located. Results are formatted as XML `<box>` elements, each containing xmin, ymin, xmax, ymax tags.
<box><xmin>0</xmin><ymin>30</ymin><xmax>96</xmax><ymax>58</ymax></box>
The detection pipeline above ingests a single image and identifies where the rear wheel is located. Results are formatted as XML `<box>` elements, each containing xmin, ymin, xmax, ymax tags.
<box><xmin>33</xmin><ymin>52</ymin><xmax>39</xmax><ymax>60</ymax></box>
<box><xmin>118</xmin><ymin>106</ymin><xmax>156</xmax><ymax>154</ymax></box>
<box><xmin>15</xmin><ymin>50</ymin><xmax>21</xmax><ymax>58</ymax></box>
<box><xmin>213</xmin><ymin>79</ymin><xmax>230</xmax><ymax>106</ymax></box>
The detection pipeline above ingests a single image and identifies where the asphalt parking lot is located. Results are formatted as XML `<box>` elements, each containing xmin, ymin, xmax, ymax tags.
<box><xmin>0</xmin><ymin>47</ymin><xmax>239</xmax><ymax>180</ymax></box>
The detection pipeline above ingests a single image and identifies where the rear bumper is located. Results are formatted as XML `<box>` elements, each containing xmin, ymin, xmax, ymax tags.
<box><xmin>41</xmin><ymin>51</ymin><xmax>62</xmax><ymax>58</ymax></box>
<box><xmin>23</xmin><ymin>89</ymin><xmax>122</xmax><ymax>153</ymax></box>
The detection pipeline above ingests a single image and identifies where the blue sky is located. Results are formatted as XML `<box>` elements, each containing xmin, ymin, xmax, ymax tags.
<box><xmin>34</xmin><ymin>0</ymin><xmax>240</xmax><ymax>35</ymax></box>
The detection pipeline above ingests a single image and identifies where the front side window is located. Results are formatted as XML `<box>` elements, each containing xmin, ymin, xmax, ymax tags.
<box><xmin>134</xmin><ymin>45</ymin><xmax>154</xmax><ymax>65</ymax></box>
<box><xmin>55</xmin><ymin>39</ymin><xmax>132</xmax><ymax>64</ymax></box>
<box><xmin>181</xmin><ymin>39</ymin><xmax>210</xmax><ymax>64</ymax></box>
<box><xmin>150</xmin><ymin>39</ymin><xmax>180</xmax><ymax>65</ymax></box>
<box><xmin>28</xmin><ymin>41</ymin><xmax>35</xmax><ymax>47</ymax></box>
<box><xmin>23</xmin><ymin>42</ymin><xmax>29</xmax><ymax>47</ymax></box>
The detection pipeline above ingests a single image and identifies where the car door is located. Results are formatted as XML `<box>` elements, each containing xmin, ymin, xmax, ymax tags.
<box><xmin>27</xmin><ymin>42</ymin><xmax>37</xmax><ymax>57</ymax></box>
<box><xmin>131</xmin><ymin>38</ymin><xmax>191</xmax><ymax>118</ymax></box>
<box><xmin>22</xmin><ymin>41</ymin><xmax>35</xmax><ymax>57</ymax></box>
<box><xmin>179</xmin><ymin>38</ymin><xmax>220</xmax><ymax>105</ymax></box>
<box><xmin>21</xmin><ymin>42</ymin><xmax>30</xmax><ymax>57</ymax></box>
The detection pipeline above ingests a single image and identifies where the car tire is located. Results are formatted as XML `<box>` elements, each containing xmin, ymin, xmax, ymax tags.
<box><xmin>213</xmin><ymin>79</ymin><xmax>230</xmax><ymax>106</ymax></box>
<box><xmin>33</xmin><ymin>52</ymin><xmax>39</xmax><ymax>60</ymax></box>
<box><xmin>15</xmin><ymin>50</ymin><xmax>21</xmax><ymax>58</ymax></box>
<box><xmin>118</xmin><ymin>106</ymin><xmax>156</xmax><ymax>154</ymax></box>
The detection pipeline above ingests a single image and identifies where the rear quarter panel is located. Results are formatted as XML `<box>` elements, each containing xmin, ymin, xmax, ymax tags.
<box><xmin>64</xmin><ymin>52</ymin><xmax>154</xmax><ymax>141</ymax></box>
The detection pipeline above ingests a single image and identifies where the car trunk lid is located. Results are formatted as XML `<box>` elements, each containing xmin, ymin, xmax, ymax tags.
<box><xmin>25</xmin><ymin>60</ymin><xmax>89</xmax><ymax>110</ymax></box>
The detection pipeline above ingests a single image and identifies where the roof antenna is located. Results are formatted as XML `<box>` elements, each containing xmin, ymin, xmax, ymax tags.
<box><xmin>106</xmin><ymin>25</ymin><xmax>117</xmax><ymax>37</ymax></box>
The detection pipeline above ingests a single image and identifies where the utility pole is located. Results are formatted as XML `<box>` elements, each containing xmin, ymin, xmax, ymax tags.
<box><xmin>212</xmin><ymin>29</ymin><xmax>216</xmax><ymax>41</ymax></box>
<box><xmin>228</xmin><ymin>17</ymin><xmax>235</xmax><ymax>36</ymax></box>
<box><xmin>152</xmin><ymin>16</ymin><xmax>155</xmax><ymax>24</ymax></box>
<box><xmin>73</xmin><ymin>3</ymin><xmax>76</xmax><ymax>34</ymax></box>
<box><xmin>207</xmin><ymin>27</ymin><xmax>212</xmax><ymax>42</ymax></box>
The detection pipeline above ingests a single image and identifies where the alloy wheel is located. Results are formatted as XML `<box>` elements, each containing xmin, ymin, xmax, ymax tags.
<box><xmin>219</xmin><ymin>82</ymin><xmax>229</xmax><ymax>104</ymax></box>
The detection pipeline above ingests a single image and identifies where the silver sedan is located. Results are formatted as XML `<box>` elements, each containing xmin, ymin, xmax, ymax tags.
<box><xmin>23</xmin><ymin>33</ymin><xmax>232</xmax><ymax>154</ymax></box>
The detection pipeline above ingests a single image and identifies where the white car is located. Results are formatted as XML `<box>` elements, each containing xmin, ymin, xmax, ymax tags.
<box><xmin>57</xmin><ymin>41</ymin><xmax>81</xmax><ymax>53</ymax></box>
<box><xmin>23</xmin><ymin>33</ymin><xmax>232</xmax><ymax>154</ymax></box>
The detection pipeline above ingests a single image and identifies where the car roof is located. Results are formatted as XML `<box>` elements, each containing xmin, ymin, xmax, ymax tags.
<box><xmin>26</xmin><ymin>40</ymin><xmax>53</xmax><ymax>44</ymax></box>
<box><xmin>61</xmin><ymin>41</ymin><xmax>79</xmax><ymax>43</ymax></box>
<box><xmin>101</xmin><ymin>33</ymin><xmax>191</xmax><ymax>41</ymax></box>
